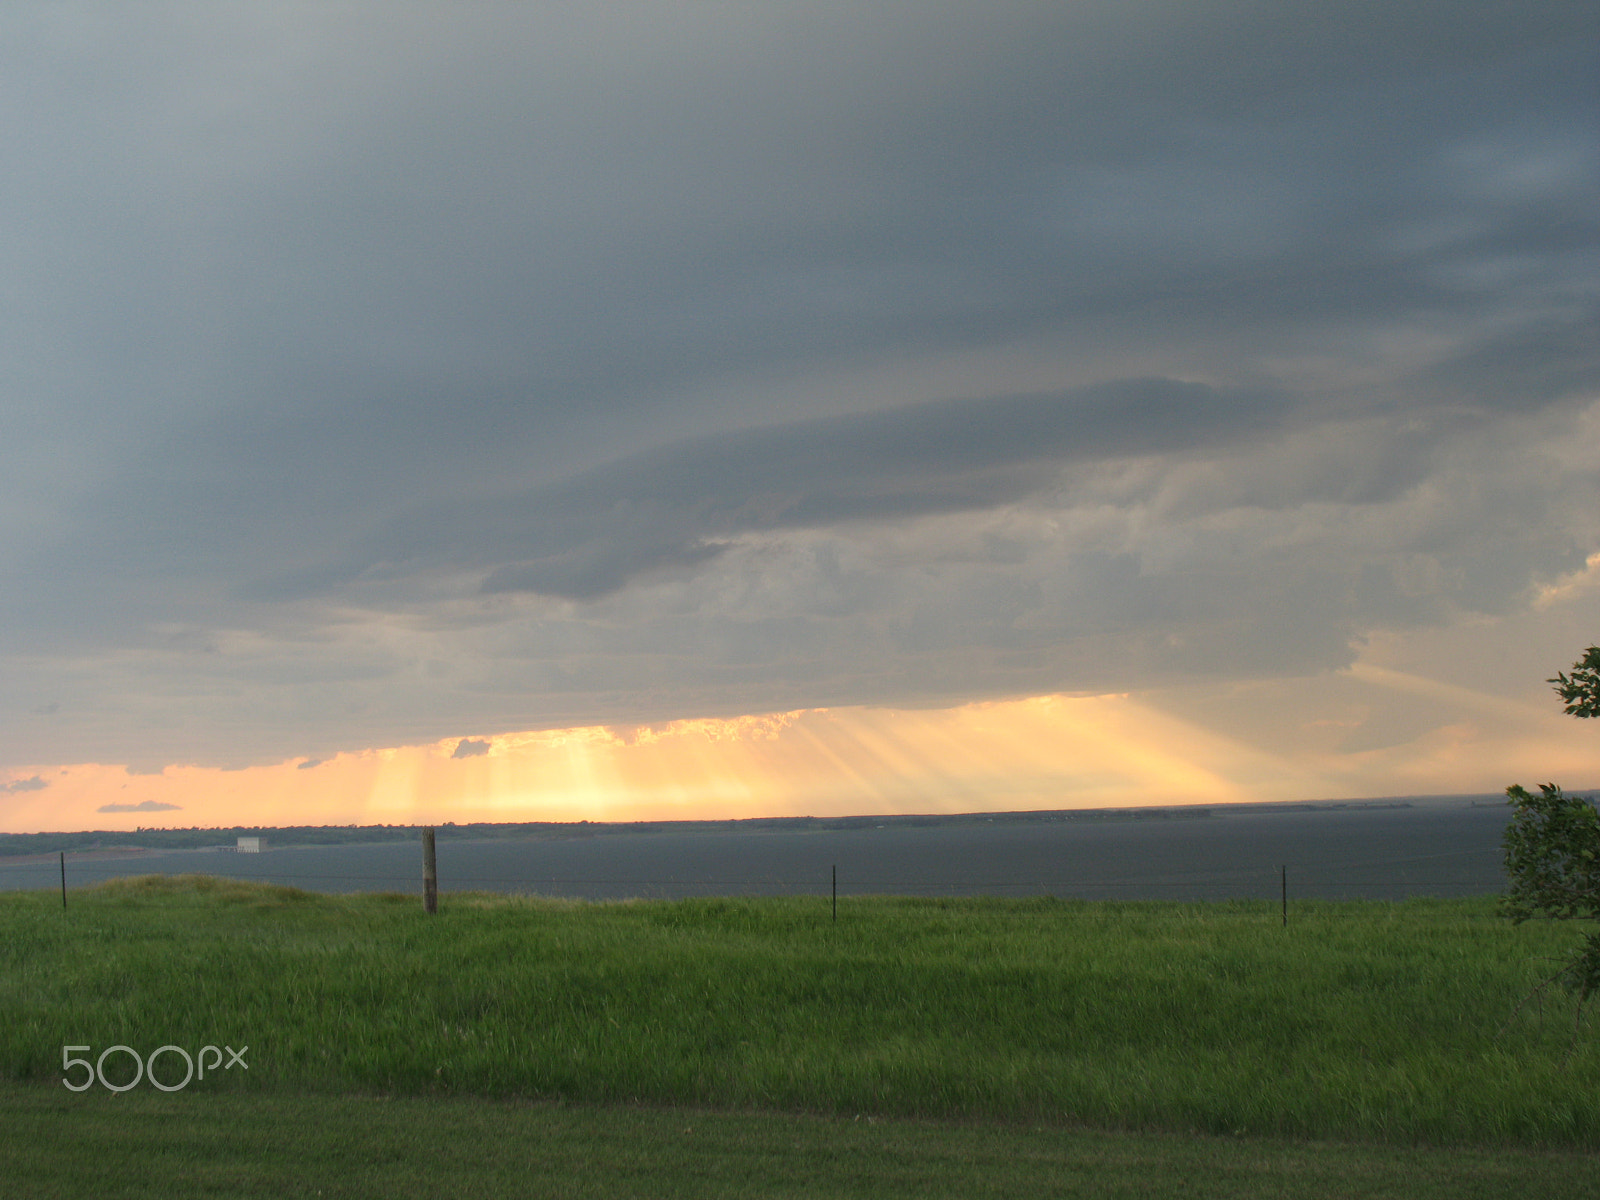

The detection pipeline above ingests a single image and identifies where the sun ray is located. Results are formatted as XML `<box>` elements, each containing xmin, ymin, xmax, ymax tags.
<box><xmin>6</xmin><ymin>676</ymin><xmax>1596</xmax><ymax>837</ymax></box>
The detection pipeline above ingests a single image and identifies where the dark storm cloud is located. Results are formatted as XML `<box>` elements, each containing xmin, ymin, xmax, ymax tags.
<box><xmin>1419</xmin><ymin>316</ymin><xmax>1600</xmax><ymax>412</ymax></box>
<box><xmin>451</xmin><ymin>739</ymin><xmax>490</xmax><ymax>759</ymax></box>
<box><xmin>6</xmin><ymin>3</ymin><xmax>1590</xmax><ymax>447</ymax></box>
<box><xmin>343</xmin><ymin>379</ymin><xmax>1291</xmax><ymax>600</ymax></box>
<box><xmin>2</xmin><ymin>777</ymin><xmax>47</xmax><ymax>794</ymax></box>
<box><xmin>0</xmin><ymin>3</ymin><xmax>1594</xmax><ymax>769</ymax></box>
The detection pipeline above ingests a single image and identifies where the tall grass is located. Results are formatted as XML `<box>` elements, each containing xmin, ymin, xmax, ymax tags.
<box><xmin>1</xmin><ymin>876</ymin><xmax>1594</xmax><ymax>1146</ymax></box>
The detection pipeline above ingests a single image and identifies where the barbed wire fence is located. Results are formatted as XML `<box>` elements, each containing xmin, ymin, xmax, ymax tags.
<box><xmin>12</xmin><ymin>839</ymin><xmax>1510</xmax><ymax>908</ymax></box>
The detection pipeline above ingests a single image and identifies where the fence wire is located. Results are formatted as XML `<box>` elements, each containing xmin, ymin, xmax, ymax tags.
<box><xmin>4</xmin><ymin>842</ymin><xmax>1509</xmax><ymax>900</ymax></box>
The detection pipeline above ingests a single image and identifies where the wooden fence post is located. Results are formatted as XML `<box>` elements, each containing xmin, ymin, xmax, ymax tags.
<box><xmin>423</xmin><ymin>827</ymin><xmax>438</xmax><ymax>915</ymax></box>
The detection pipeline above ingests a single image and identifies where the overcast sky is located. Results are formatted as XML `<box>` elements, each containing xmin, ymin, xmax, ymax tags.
<box><xmin>2</xmin><ymin>3</ymin><xmax>1597</xmax><ymax>811</ymax></box>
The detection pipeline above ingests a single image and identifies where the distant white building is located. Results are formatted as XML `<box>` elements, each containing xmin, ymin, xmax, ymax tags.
<box><xmin>237</xmin><ymin>836</ymin><xmax>264</xmax><ymax>853</ymax></box>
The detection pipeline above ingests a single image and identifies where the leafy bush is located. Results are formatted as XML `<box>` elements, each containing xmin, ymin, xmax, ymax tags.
<box><xmin>1502</xmin><ymin>645</ymin><xmax>1600</xmax><ymax>999</ymax></box>
<box><xmin>1501</xmin><ymin>783</ymin><xmax>1600</xmax><ymax>998</ymax></box>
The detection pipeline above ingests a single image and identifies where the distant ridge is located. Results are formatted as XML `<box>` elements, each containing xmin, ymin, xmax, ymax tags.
<box><xmin>0</xmin><ymin>791</ymin><xmax>1548</xmax><ymax>857</ymax></box>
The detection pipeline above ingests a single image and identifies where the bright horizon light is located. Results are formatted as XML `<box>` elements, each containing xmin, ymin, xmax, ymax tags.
<box><xmin>5</xmin><ymin>660</ymin><xmax>1597</xmax><ymax>836</ymax></box>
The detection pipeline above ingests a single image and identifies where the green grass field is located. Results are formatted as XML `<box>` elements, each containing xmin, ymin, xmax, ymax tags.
<box><xmin>2</xmin><ymin>876</ymin><xmax>1596</xmax><ymax>1196</ymax></box>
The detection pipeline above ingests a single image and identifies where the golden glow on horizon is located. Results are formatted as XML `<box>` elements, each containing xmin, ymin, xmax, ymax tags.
<box><xmin>3</xmin><ymin>678</ymin><xmax>1596</xmax><ymax>836</ymax></box>
<box><xmin>4</xmin><ymin>693</ymin><xmax>1328</xmax><ymax>834</ymax></box>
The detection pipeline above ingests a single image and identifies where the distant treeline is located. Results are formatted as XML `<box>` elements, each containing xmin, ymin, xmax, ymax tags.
<box><xmin>0</xmin><ymin>806</ymin><xmax>1246</xmax><ymax>856</ymax></box>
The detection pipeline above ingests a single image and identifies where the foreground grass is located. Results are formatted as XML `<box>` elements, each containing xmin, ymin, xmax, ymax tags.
<box><xmin>1</xmin><ymin>877</ymin><xmax>1596</xmax><ymax>1150</ymax></box>
<box><xmin>4</xmin><ymin>1083</ymin><xmax>1596</xmax><ymax>1200</ymax></box>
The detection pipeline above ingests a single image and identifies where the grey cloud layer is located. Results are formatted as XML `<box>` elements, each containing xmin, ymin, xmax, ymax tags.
<box><xmin>331</xmin><ymin>380</ymin><xmax>1290</xmax><ymax>601</ymax></box>
<box><xmin>0</xmin><ymin>3</ymin><xmax>1594</xmax><ymax>769</ymax></box>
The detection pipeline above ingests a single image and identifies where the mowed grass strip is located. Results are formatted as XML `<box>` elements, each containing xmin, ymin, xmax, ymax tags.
<box><xmin>4</xmin><ymin>1083</ymin><xmax>1596</xmax><ymax>1200</ymax></box>
<box><xmin>1</xmin><ymin>876</ymin><xmax>1596</xmax><ymax>1147</ymax></box>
